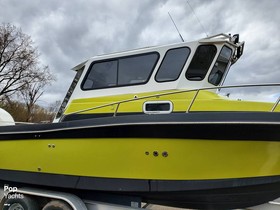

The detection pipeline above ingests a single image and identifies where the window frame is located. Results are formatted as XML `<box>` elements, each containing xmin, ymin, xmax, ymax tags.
<box><xmin>185</xmin><ymin>45</ymin><xmax>217</xmax><ymax>81</ymax></box>
<box><xmin>81</xmin><ymin>52</ymin><xmax>160</xmax><ymax>91</ymax></box>
<box><xmin>155</xmin><ymin>47</ymin><xmax>191</xmax><ymax>83</ymax></box>
<box><xmin>143</xmin><ymin>101</ymin><xmax>173</xmax><ymax>114</ymax></box>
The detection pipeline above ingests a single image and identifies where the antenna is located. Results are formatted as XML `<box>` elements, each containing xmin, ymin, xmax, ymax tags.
<box><xmin>186</xmin><ymin>0</ymin><xmax>208</xmax><ymax>37</ymax></box>
<box><xmin>168</xmin><ymin>12</ymin><xmax>184</xmax><ymax>42</ymax></box>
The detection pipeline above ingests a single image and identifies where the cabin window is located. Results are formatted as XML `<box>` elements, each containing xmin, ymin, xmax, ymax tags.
<box><xmin>155</xmin><ymin>47</ymin><xmax>190</xmax><ymax>82</ymax></box>
<box><xmin>82</xmin><ymin>53</ymin><xmax>159</xmax><ymax>90</ymax></box>
<box><xmin>143</xmin><ymin>101</ymin><xmax>173</xmax><ymax>114</ymax></box>
<box><xmin>83</xmin><ymin>60</ymin><xmax>118</xmax><ymax>89</ymax></box>
<box><xmin>208</xmin><ymin>46</ymin><xmax>232</xmax><ymax>86</ymax></box>
<box><xmin>185</xmin><ymin>45</ymin><xmax>217</xmax><ymax>81</ymax></box>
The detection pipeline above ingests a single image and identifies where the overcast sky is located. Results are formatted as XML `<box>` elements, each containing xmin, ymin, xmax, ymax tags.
<box><xmin>1</xmin><ymin>0</ymin><xmax>280</xmax><ymax>105</ymax></box>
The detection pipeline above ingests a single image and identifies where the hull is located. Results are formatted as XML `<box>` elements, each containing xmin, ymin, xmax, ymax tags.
<box><xmin>1</xmin><ymin>112</ymin><xmax>280</xmax><ymax>209</ymax></box>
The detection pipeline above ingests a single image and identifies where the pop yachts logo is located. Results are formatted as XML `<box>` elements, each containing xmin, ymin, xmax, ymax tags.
<box><xmin>3</xmin><ymin>185</ymin><xmax>24</xmax><ymax>199</ymax></box>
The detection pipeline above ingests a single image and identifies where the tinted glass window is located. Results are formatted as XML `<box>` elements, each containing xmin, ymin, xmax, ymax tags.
<box><xmin>82</xmin><ymin>53</ymin><xmax>159</xmax><ymax>90</ymax></box>
<box><xmin>156</xmin><ymin>47</ymin><xmax>190</xmax><ymax>82</ymax></box>
<box><xmin>83</xmin><ymin>60</ymin><xmax>117</xmax><ymax>89</ymax></box>
<box><xmin>186</xmin><ymin>45</ymin><xmax>217</xmax><ymax>81</ymax></box>
<box><xmin>208</xmin><ymin>46</ymin><xmax>232</xmax><ymax>86</ymax></box>
<box><xmin>118</xmin><ymin>53</ymin><xmax>158</xmax><ymax>85</ymax></box>
<box><xmin>146</xmin><ymin>103</ymin><xmax>171</xmax><ymax>111</ymax></box>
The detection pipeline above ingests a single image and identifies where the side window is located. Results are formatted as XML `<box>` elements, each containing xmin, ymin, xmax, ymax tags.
<box><xmin>118</xmin><ymin>53</ymin><xmax>158</xmax><ymax>85</ymax></box>
<box><xmin>208</xmin><ymin>46</ymin><xmax>232</xmax><ymax>86</ymax></box>
<box><xmin>155</xmin><ymin>47</ymin><xmax>190</xmax><ymax>82</ymax></box>
<box><xmin>83</xmin><ymin>60</ymin><xmax>118</xmax><ymax>89</ymax></box>
<box><xmin>186</xmin><ymin>45</ymin><xmax>217</xmax><ymax>81</ymax></box>
<box><xmin>82</xmin><ymin>52</ymin><xmax>159</xmax><ymax>90</ymax></box>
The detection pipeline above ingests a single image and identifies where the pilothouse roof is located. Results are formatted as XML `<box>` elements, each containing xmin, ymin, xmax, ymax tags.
<box><xmin>71</xmin><ymin>33</ymin><xmax>244</xmax><ymax>71</ymax></box>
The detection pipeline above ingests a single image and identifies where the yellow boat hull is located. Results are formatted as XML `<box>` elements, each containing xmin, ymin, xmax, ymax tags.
<box><xmin>1</xmin><ymin>138</ymin><xmax>280</xmax><ymax>180</ymax></box>
<box><xmin>1</xmin><ymin>112</ymin><xmax>280</xmax><ymax>209</ymax></box>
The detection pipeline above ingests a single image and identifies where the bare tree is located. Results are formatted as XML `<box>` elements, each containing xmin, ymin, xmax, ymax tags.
<box><xmin>0</xmin><ymin>23</ymin><xmax>56</xmax><ymax>122</ymax></box>
<box><xmin>0</xmin><ymin>23</ymin><xmax>40</xmax><ymax>97</ymax></box>
<box><xmin>19</xmin><ymin>66</ymin><xmax>55</xmax><ymax>122</ymax></box>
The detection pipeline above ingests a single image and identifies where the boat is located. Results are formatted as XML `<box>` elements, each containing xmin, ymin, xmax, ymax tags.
<box><xmin>1</xmin><ymin>33</ymin><xmax>280</xmax><ymax>209</ymax></box>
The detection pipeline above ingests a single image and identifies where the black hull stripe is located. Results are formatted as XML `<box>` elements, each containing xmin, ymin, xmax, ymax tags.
<box><xmin>2</xmin><ymin>123</ymin><xmax>280</xmax><ymax>141</ymax></box>
<box><xmin>1</xmin><ymin>169</ymin><xmax>280</xmax><ymax>209</ymax></box>
<box><xmin>1</xmin><ymin>168</ymin><xmax>280</xmax><ymax>192</ymax></box>
<box><xmin>1</xmin><ymin>112</ymin><xmax>280</xmax><ymax>141</ymax></box>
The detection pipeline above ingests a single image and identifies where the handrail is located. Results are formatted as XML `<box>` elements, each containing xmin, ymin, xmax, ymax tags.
<box><xmin>63</xmin><ymin>83</ymin><xmax>280</xmax><ymax>118</ymax></box>
<box><xmin>186</xmin><ymin>89</ymin><xmax>200</xmax><ymax>113</ymax></box>
<box><xmin>271</xmin><ymin>96</ymin><xmax>280</xmax><ymax>112</ymax></box>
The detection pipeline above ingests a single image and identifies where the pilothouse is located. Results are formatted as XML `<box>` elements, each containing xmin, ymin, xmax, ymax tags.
<box><xmin>55</xmin><ymin>33</ymin><xmax>244</xmax><ymax>122</ymax></box>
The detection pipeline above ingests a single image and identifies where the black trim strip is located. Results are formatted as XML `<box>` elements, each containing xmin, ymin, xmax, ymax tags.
<box><xmin>1</xmin><ymin>112</ymin><xmax>280</xmax><ymax>141</ymax></box>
